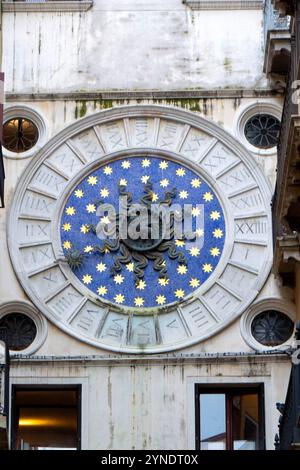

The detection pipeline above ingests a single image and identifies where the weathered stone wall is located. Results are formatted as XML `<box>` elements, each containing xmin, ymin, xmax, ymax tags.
<box><xmin>3</xmin><ymin>0</ymin><xmax>267</xmax><ymax>93</ymax></box>
<box><xmin>10</xmin><ymin>355</ymin><xmax>291</xmax><ymax>450</ymax></box>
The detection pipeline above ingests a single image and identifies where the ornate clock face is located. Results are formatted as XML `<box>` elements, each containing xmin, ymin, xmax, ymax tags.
<box><xmin>60</xmin><ymin>156</ymin><xmax>226</xmax><ymax>309</ymax></box>
<box><xmin>8</xmin><ymin>106</ymin><xmax>272</xmax><ymax>353</ymax></box>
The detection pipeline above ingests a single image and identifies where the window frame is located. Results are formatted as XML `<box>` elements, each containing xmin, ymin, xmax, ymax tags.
<box><xmin>11</xmin><ymin>384</ymin><xmax>82</xmax><ymax>450</ymax></box>
<box><xmin>194</xmin><ymin>383</ymin><xmax>265</xmax><ymax>450</ymax></box>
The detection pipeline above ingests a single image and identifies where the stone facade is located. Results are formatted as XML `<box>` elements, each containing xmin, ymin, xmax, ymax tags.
<box><xmin>0</xmin><ymin>0</ymin><xmax>295</xmax><ymax>450</ymax></box>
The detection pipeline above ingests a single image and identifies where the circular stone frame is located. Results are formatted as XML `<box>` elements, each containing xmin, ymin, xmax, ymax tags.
<box><xmin>3</xmin><ymin>105</ymin><xmax>48</xmax><ymax>160</ymax></box>
<box><xmin>0</xmin><ymin>300</ymin><xmax>48</xmax><ymax>355</ymax></box>
<box><xmin>240</xmin><ymin>298</ymin><xmax>296</xmax><ymax>351</ymax></box>
<box><xmin>235</xmin><ymin>101</ymin><xmax>282</xmax><ymax>156</ymax></box>
<box><xmin>8</xmin><ymin>105</ymin><xmax>273</xmax><ymax>353</ymax></box>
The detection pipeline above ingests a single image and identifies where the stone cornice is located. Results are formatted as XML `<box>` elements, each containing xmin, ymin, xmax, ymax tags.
<box><xmin>5</xmin><ymin>88</ymin><xmax>281</xmax><ymax>102</ymax></box>
<box><xmin>10</xmin><ymin>352</ymin><xmax>291</xmax><ymax>366</ymax></box>
<box><xmin>2</xmin><ymin>1</ymin><xmax>93</xmax><ymax>13</ymax></box>
<box><xmin>183</xmin><ymin>0</ymin><xmax>263</xmax><ymax>10</ymax></box>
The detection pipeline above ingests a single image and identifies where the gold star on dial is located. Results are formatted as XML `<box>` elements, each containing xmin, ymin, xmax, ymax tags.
<box><xmin>80</xmin><ymin>224</ymin><xmax>90</xmax><ymax>234</ymax></box>
<box><xmin>87</xmin><ymin>176</ymin><xmax>97</xmax><ymax>186</ymax></box>
<box><xmin>210</xmin><ymin>247</ymin><xmax>220</xmax><ymax>257</ymax></box>
<box><xmin>103</xmin><ymin>165</ymin><xmax>113</xmax><ymax>175</ymax></box>
<box><xmin>100</xmin><ymin>188</ymin><xmax>110</xmax><ymax>198</ymax></box>
<box><xmin>210</xmin><ymin>211</ymin><xmax>220</xmax><ymax>221</ymax></box>
<box><xmin>189</xmin><ymin>278</ymin><xmax>200</xmax><ymax>288</ymax></box>
<box><xmin>189</xmin><ymin>247</ymin><xmax>200</xmax><ymax>257</ymax></box>
<box><xmin>74</xmin><ymin>189</ymin><xmax>84</xmax><ymax>198</ymax></box>
<box><xmin>100</xmin><ymin>216</ymin><xmax>111</xmax><ymax>224</ymax></box>
<box><xmin>159</xmin><ymin>160</ymin><xmax>168</xmax><ymax>170</ymax></box>
<box><xmin>86</xmin><ymin>203</ymin><xmax>96</xmax><ymax>214</ymax></box>
<box><xmin>213</xmin><ymin>228</ymin><xmax>223</xmax><ymax>239</ymax></box>
<box><xmin>97</xmin><ymin>286</ymin><xmax>108</xmax><ymax>296</ymax></box>
<box><xmin>142</xmin><ymin>158</ymin><xmax>151</xmax><ymax>168</ymax></box>
<box><xmin>63</xmin><ymin>241</ymin><xmax>72</xmax><ymax>250</ymax></box>
<box><xmin>141</xmin><ymin>175</ymin><xmax>150</xmax><ymax>184</ymax></box>
<box><xmin>179</xmin><ymin>190</ymin><xmax>188</xmax><ymax>200</ymax></box>
<box><xmin>65</xmin><ymin>206</ymin><xmax>76</xmax><ymax>216</ymax></box>
<box><xmin>203</xmin><ymin>192</ymin><xmax>214</xmax><ymax>202</ymax></box>
<box><xmin>134</xmin><ymin>297</ymin><xmax>144</xmax><ymax>307</ymax></box>
<box><xmin>114</xmin><ymin>274</ymin><xmax>124</xmax><ymax>285</ymax></box>
<box><xmin>177</xmin><ymin>265</ymin><xmax>188</xmax><ymax>275</ymax></box>
<box><xmin>62</xmin><ymin>223</ymin><xmax>71</xmax><ymax>232</ymax></box>
<box><xmin>158</xmin><ymin>277</ymin><xmax>169</xmax><ymax>287</ymax></box>
<box><xmin>160</xmin><ymin>178</ymin><xmax>169</xmax><ymax>188</ymax></box>
<box><xmin>126</xmin><ymin>262</ymin><xmax>134</xmax><ymax>272</ymax></box>
<box><xmin>114</xmin><ymin>293</ymin><xmax>125</xmax><ymax>304</ymax></box>
<box><xmin>176</xmin><ymin>168</ymin><xmax>186</xmax><ymax>177</ymax></box>
<box><xmin>196</xmin><ymin>228</ymin><xmax>204</xmax><ymax>237</ymax></box>
<box><xmin>136</xmin><ymin>279</ymin><xmax>146</xmax><ymax>290</ymax></box>
<box><xmin>175</xmin><ymin>240</ymin><xmax>185</xmax><ymax>247</ymax></box>
<box><xmin>151</xmin><ymin>192</ymin><xmax>159</xmax><ymax>202</ymax></box>
<box><xmin>191</xmin><ymin>207</ymin><xmax>201</xmax><ymax>217</ymax></box>
<box><xmin>96</xmin><ymin>262</ymin><xmax>106</xmax><ymax>273</ymax></box>
<box><xmin>82</xmin><ymin>274</ymin><xmax>92</xmax><ymax>285</ymax></box>
<box><xmin>156</xmin><ymin>294</ymin><xmax>166</xmax><ymax>305</ymax></box>
<box><xmin>121</xmin><ymin>160</ymin><xmax>131</xmax><ymax>169</ymax></box>
<box><xmin>175</xmin><ymin>289</ymin><xmax>185</xmax><ymax>299</ymax></box>
<box><xmin>84</xmin><ymin>245</ymin><xmax>93</xmax><ymax>253</ymax></box>
<box><xmin>202</xmin><ymin>263</ymin><xmax>213</xmax><ymax>273</ymax></box>
<box><xmin>191</xmin><ymin>178</ymin><xmax>201</xmax><ymax>188</ymax></box>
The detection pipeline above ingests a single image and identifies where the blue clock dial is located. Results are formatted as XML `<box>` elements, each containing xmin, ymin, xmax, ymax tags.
<box><xmin>60</xmin><ymin>156</ymin><xmax>226</xmax><ymax>309</ymax></box>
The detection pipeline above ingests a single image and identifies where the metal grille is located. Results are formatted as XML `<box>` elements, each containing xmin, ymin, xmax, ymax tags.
<box><xmin>244</xmin><ymin>114</ymin><xmax>281</xmax><ymax>149</ymax></box>
<box><xmin>251</xmin><ymin>310</ymin><xmax>294</xmax><ymax>346</ymax></box>
<box><xmin>0</xmin><ymin>314</ymin><xmax>36</xmax><ymax>351</ymax></box>
<box><xmin>3</xmin><ymin>118</ymin><xmax>38</xmax><ymax>153</ymax></box>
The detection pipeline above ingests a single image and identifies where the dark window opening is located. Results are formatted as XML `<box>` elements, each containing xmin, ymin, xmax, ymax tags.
<box><xmin>11</xmin><ymin>386</ymin><xmax>81</xmax><ymax>450</ymax></box>
<box><xmin>251</xmin><ymin>310</ymin><xmax>294</xmax><ymax>346</ymax></box>
<box><xmin>244</xmin><ymin>114</ymin><xmax>280</xmax><ymax>149</ymax></box>
<box><xmin>195</xmin><ymin>385</ymin><xmax>265</xmax><ymax>450</ymax></box>
<box><xmin>0</xmin><ymin>313</ymin><xmax>36</xmax><ymax>351</ymax></box>
<box><xmin>3</xmin><ymin>118</ymin><xmax>39</xmax><ymax>153</ymax></box>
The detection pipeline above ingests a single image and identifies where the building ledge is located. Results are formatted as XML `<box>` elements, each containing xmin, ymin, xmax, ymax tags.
<box><xmin>9</xmin><ymin>351</ymin><xmax>291</xmax><ymax>366</ymax></box>
<box><xmin>273</xmin><ymin>1</ymin><xmax>295</xmax><ymax>16</ymax></box>
<box><xmin>5</xmin><ymin>88</ymin><xmax>282</xmax><ymax>102</ymax></box>
<box><xmin>183</xmin><ymin>0</ymin><xmax>263</xmax><ymax>9</ymax></box>
<box><xmin>264</xmin><ymin>29</ymin><xmax>291</xmax><ymax>77</ymax></box>
<box><xmin>2</xmin><ymin>1</ymin><xmax>93</xmax><ymax>13</ymax></box>
<box><xmin>275</xmin><ymin>115</ymin><xmax>300</xmax><ymax>222</ymax></box>
<box><xmin>273</xmin><ymin>233</ymin><xmax>300</xmax><ymax>287</ymax></box>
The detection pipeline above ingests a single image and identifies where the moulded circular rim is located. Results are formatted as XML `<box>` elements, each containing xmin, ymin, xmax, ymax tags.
<box><xmin>0</xmin><ymin>300</ymin><xmax>48</xmax><ymax>355</ymax></box>
<box><xmin>234</xmin><ymin>100</ymin><xmax>282</xmax><ymax>157</ymax></box>
<box><xmin>240</xmin><ymin>297</ymin><xmax>296</xmax><ymax>351</ymax></box>
<box><xmin>7</xmin><ymin>105</ymin><xmax>274</xmax><ymax>354</ymax></box>
<box><xmin>2</xmin><ymin>105</ymin><xmax>48</xmax><ymax>160</ymax></box>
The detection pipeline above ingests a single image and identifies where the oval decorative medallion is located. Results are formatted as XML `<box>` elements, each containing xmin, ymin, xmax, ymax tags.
<box><xmin>8</xmin><ymin>106</ymin><xmax>272</xmax><ymax>353</ymax></box>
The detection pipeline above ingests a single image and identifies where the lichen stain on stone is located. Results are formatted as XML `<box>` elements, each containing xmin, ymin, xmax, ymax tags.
<box><xmin>74</xmin><ymin>101</ymin><xmax>87</xmax><ymax>119</ymax></box>
<box><xmin>63</xmin><ymin>101</ymin><xmax>67</xmax><ymax>122</ymax></box>
<box><xmin>107</xmin><ymin>367</ymin><xmax>115</xmax><ymax>448</ymax></box>
<box><xmin>107</xmin><ymin>366</ymin><xmax>112</xmax><ymax>410</ymax></box>
<box><xmin>233</xmin><ymin>97</ymin><xmax>241</xmax><ymax>110</ymax></box>
<box><xmin>223</xmin><ymin>57</ymin><xmax>233</xmax><ymax>74</ymax></box>
<box><xmin>154</xmin><ymin>98</ymin><xmax>202</xmax><ymax>112</ymax></box>
<box><xmin>130</xmin><ymin>365</ymin><xmax>137</xmax><ymax>446</ymax></box>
